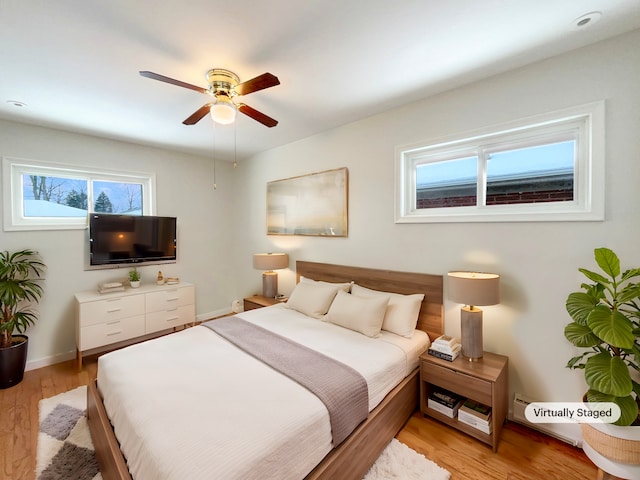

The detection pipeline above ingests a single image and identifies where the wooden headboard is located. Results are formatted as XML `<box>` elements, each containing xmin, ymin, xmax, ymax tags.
<box><xmin>296</xmin><ymin>261</ymin><xmax>444</xmax><ymax>341</ymax></box>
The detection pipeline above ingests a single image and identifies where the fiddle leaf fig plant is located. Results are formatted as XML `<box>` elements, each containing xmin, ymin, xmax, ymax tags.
<box><xmin>0</xmin><ymin>249</ymin><xmax>46</xmax><ymax>349</ymax></box>
<box><xmin>564</xmin><ymin>247</ymin><xmax>640</xmax><ymax>426</ymax></box>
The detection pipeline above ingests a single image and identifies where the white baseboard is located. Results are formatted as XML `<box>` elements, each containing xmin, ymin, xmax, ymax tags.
<box><xmin>26</xmin><ymin>350</ymin><xmax>76</xmax><ymax>371</ymax></box>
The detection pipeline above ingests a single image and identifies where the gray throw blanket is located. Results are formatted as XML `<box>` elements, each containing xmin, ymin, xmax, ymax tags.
<box><xmin>203</xmin><ymin>317</ymin><xmax>369</xmax><ymax>445</ymax></box>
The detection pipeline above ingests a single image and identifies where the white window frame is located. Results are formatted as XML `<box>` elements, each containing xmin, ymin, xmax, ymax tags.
<box><xmin>2</xmin><ymin>157</ymin><xmax>156</xmax><ymax>231</ymax></box>
<box><xmin>395</xmin><ymin>101</ymin><xmax>605</xmax><ymax>223</ymax></box>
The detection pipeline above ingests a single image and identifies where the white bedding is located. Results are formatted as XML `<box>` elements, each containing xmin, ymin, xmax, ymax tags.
<box><xmin>97</xmin><ymin>304</ymin><xmax>430</xmax><ymax>480</ymax></box>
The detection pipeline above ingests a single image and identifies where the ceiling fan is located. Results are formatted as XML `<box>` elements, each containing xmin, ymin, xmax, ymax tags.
<box><xmin>140</xmin><ymin>68</ymin><xmax>280</xmax><ymax>127</ymax></box>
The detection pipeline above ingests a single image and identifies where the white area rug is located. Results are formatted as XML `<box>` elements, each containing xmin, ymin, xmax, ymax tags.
<box><xmin>36</xmin><ymin>386</ymin><xmax>101</xmax><ymax>480</ymax></box>
<box><xmin>38</xmin><ymin>386</ymin><xmax>450</xmax><ymax>480</ymax></box>
<box><xmin>364</xmin><ymin>438</ymin><xmax>450</xmax><ymax>480</ymax></box>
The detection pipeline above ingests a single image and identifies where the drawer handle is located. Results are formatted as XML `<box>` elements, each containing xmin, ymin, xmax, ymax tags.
<box><xmin>106</xmin><ymin>320</ymin><xmax>120</xmax><ymax>326</ymax></box>
<box><xmin>107</xmin><ymin>308</ymin><xmax>121</xmax><ymax>313</ymax></box>
<box><xmin>167</xmin><ymin>297</ymin><xmax>179</xmax><ymax>302</ymax></box>
<box><xmin>167</xmin><ymin>316</ymin><xmax>179</xmax><ymax>322</ymax></box>
<box><xmin>106</xmin><ymin>330</ymin><xmax>123</xmax><ymax>336</ymax></box>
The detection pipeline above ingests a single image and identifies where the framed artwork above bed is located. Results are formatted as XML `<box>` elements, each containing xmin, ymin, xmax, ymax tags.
<box><xmin>267</xmin><ymin>167</ymin><xmax>348</xmax><ymax>236</ymax></box>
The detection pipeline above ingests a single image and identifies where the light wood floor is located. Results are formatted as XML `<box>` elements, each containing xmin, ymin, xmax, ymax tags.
<box><xmin>1</xmin><ymin>356</ymin><xmax>601</xmax><ymax>480</ymax></box>
<box><xmin>399</xmin><ymin>412</ymin><xmax>600</xmax><ymax>480</ymax></box>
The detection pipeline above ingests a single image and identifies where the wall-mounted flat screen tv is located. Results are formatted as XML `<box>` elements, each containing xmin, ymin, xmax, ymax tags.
<box><xmin>89</xmin><ymin>214</ymin><xmax>177</xmax><ymax>267</ymax></box>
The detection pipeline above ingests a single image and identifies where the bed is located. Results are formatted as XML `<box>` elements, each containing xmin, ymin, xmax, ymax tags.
<box><xmin>87</xmin><ymin>261</ymin><xmax>444</xmax><ymax>480</ymax></box>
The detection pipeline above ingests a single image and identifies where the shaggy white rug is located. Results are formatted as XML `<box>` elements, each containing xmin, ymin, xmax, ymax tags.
<box><xmin>37</xmin><ymin>386</ymin><xmax>450</xmax><ymax>480</ymax></box>
<box><xmin>364</xmin><ymin>439</ymin><xmax>450</xmax><ymax>480</ymax></box>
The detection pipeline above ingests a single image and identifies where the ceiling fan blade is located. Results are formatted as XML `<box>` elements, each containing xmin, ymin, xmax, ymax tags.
<box><xmin>140</xmin><ymin>71</ymin><xmax>208</xmax><ymax>94</ymax></box>
<box><xmin>237</xmin><ymin>103</ymin><xmax>278</xmax><ymax>127</ymax></box>
<box><xmin>234</xmin><ymin>73</ymin><xmax>280</xmax><ymax>96</ymax></box>
<box><xmin>183</xmin><ymin>104</ymin><xmax>213</xmax><ymax>125</ymax></box>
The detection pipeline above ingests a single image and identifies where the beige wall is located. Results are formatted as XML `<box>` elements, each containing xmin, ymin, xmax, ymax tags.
<box><xmin>234</xmin><ymin>29</ymin><xmax>640</xmax><ymax>442</ymax></box>
<box><xmin>0</xmin><ymin>122</ymin><xmax>238</xmax><ymax>368</ymax></box>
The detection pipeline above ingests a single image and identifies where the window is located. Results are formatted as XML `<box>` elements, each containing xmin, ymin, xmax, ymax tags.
<box><xmin>396</xmin><ymin>102</ymin><xmax>604</xmax><ymax>223</ymax></box>
<box><xmin>3</xmin><ymin>158</ymin><xmax>155</xmax><ymax>231</ymax></box>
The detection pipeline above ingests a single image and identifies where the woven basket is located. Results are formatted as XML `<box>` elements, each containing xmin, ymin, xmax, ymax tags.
<box><xmin>581</xmin><ymin>423</ymin><xmax>640</xmax><ymax>464</ymax></box>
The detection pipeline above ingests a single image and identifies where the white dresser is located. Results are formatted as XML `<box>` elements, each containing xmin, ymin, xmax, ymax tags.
<box><xmin>75</xmin><ymin>282</ymin><xmax>195</xmax><ymax>368</ymax></box>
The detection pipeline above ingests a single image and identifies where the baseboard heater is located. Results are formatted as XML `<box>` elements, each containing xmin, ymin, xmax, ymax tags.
<box><xmin>511</xmin><ymin>393</ymin><xmax>582</xmax><ymax>447</ymax></box>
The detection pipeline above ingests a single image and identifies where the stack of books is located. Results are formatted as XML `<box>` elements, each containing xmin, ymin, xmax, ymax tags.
<box><xmin>428</xmin><ymin>335</ymin><xmax>462</xmax><ymax>361</ymax></box>
<box><xmin>427</xmin><ymin>387</ymin><xmax>465</xmax><ymax>418</ymax></box>
<box><xmin>457</xmin><ymin>399</ymin><xmax>492</xmax><ymax>434</ymax></box>
<box><xmin>98</xmin><ymin>282</ymin><xmax>125</xmax><ymax>294</ymax></box>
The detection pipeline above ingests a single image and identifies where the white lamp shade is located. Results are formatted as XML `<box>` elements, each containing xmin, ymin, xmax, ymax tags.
<box><xmin>210</xmin><ymin>97</ymin><xmax>237</xmax><ymax>125</ymax></box>
<box><xmin>253</xmin><ymin>253</ymin><xmax>289</xmax><ymax>271</ymax></box>
<box><xmin>448</xmin><ymin>271</ymin><xmax>500</xmax><ymax>306</ymax></box>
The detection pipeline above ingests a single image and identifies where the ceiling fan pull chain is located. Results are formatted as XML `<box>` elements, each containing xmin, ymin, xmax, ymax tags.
<box><xmin>212</xmin><ymin>121</ymin><xmax>217</xmax><ymax>190</ymax></box>
<box><xmin>233</xmin><ymin>123</ymin><xmax>237</xmax><ymax>169</ymax></box>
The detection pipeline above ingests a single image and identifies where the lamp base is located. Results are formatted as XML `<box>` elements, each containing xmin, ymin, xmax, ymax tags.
<box><xmin>262</xmin><ymin>271</ymin><xmax>278</xmax><ymax>298</ymax></box>
<box><xmin>461</xmin><ymin>306</ymin><xmax>483</xmax><ymax>361</ymax></box>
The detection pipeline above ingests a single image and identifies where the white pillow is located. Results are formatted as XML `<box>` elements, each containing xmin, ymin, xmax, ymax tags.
<box><xmin>323</xmin><ymin>290</ymin><xmax>389</xmax><ymax>338</ymax></box>
<box><xmin>300</xmin><ymin>276</ymin><xmax>353</xmax><ymax>293</ymax></box>
<box><xmin>285</xmin><ymin>281</ymin><xmax>342</xmax><ymax>318</ymax></box>
<box><xmin>351</xmin><ymin>284</ymin><xmax>424</xmax><ymax>338</ymax></box>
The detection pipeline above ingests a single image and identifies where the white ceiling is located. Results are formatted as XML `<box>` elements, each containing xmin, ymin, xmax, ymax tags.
<box><xmin>1</xmin><ymin>1</ymin><xmax>639</xmax><ymax>161</ymax></box>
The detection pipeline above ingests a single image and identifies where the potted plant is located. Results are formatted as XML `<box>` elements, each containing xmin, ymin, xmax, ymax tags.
<box><xmin>0</xmin><ymin>249</ymin><xmax>45</xmax><ymax>389</ymax></box>
<box><xmin>128</xmin><ymin>269</ymin><xmax>141</xmax><ymax>288</ymax></box>
<box><xmin>564</xmin><ymin>247</ymin><xmax>640</xmax><ymax>466</ymax></box>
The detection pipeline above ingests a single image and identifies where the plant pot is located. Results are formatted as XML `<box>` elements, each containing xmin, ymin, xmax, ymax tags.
<box><xmin>130</xmin><ymin>281</ymin><xmax>140</xmax><ymax>288</ymax></box>
<box><xmin>580</xmin><ymin>391</ymin><xmax>640</xmax><ymax>465</ymax></box>
<box><xmin>582</xmin><ymin>422</ymin><xmax>640</xmax><ymax>479</ymax></box>
<box><xmin>582</xmin><ymin>422</ymin><xmax>640</xmax><ymax>464</ymax></box>
<box><xmin>0</xmin><ymin>335</ymin><xmax>28</xmax><ymax>389</ymax></box>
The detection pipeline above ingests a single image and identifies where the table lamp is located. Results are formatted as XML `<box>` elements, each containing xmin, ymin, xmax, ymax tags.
<box><xmin>253</xmin><ymin>253</ymin><xmax>289</xmax><ymax>298</ymax></box>
<box><xmin>447</xmin><ymin>271</ymin><xmax>500</xmax><ymax>361</ymax></box>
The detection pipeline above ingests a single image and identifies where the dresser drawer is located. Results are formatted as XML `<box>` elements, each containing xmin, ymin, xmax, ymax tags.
<box><xmin>79</xmin><ymin>315</ymin><xmax>146</xmax><ymax>350</ymax></box>
<box><xmin>145</xmin><ymin>286</ymin><xmax>195</xmax><ymax>313</ymax></box>
<box><xmin>78</xmin><ymin>295</ymin><xmax>145</xmax><ymax>327</ymax></box>
<box><xmin>145</xmin><ymin>304</ymin><xmax>195</xmax><ymax>333</ymax></box>
<box><xmin>421</xmin><ymin>360</ymin><xmax>492</xmax><ymax>405</ymax></box>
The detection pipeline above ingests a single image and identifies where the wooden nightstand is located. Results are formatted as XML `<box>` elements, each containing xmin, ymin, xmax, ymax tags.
<box><xmin>243</xmin><ymin>295</ymin><xmax>283</xmax><ymax>311</ymax></box>
<box><xmin>419</xmin><ymin>351</ymin><xmax>508</xmax><ymax>452</ymax></box>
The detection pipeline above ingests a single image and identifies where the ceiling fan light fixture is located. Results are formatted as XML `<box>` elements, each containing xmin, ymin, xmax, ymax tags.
<box><xmin>210</xmin><ymin>96</ymin><xmax>236</xmax><ymax>125</ymax></box>
<box><xmin>141</xmin><ymin>68</ymin><xmax>278</xmax><ymax>127</ymax></box>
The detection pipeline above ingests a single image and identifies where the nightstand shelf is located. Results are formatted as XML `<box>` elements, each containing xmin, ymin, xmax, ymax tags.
<box><xmin>419</xmin><ymin>351</ymin><xmax>508</xmax><ymax>452</ymax></box>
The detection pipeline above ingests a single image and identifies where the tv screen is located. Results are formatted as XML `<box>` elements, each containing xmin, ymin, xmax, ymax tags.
<box><xmin>89</xmin><ymin>214</ymin><xmax>177</xmax><ymax>267</ymax></box>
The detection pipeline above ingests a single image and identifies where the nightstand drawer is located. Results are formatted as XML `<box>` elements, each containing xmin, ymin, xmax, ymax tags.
<box><xmin>244</xmin><ymin>299</ymin><xmax>263</xmax><ymax>311</ymax></box>
<box><xmin>243</xmin><ymin>295</ymin><xmax>281</xmax><ymax>311</ymax></box>
<box><xmin>421</xmin><ymin>360</ymin><xmax>492</xmax><ymax>405</ymax></box>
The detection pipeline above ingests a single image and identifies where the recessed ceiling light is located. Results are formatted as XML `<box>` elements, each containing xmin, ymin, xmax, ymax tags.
<box><xmin>6</xmin><ymin>100</ymin><xmax>27</xmax><ymax>108</ymax></box>
<box><xmin>573</xmin><ymin>11</ymin><xmax>602</xmax><ymax>29</ymax></box>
